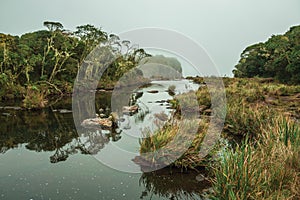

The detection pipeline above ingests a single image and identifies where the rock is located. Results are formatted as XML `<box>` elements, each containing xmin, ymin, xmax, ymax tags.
<box><xmin>59</xmin><ymin>109</ymin><xmax>72</xmax><ymax>114</ymax></box>
<box><xmin>99</xmin><ymin>113</ymin><xmax>106</xmax><ymax>118</ymax></box>
<box><xmin>98</xmin><ymin>118</ymin><xmax>113</xmax><ymax>128</ymax></box>
<box><xmin>133</xmin><ymin>92</ymin><xmax>143</xmax><ymax>102</ymax></box>
<box><xmin>147</xmin><ymin>90</ymin><xmax>159</xmax><ymax>94</ymax></box>
<box><xmin>81</xmin><ymin>111</ymin><xmax>119</xmax><ymax>129</ymax></box>
<box><xmin>122</xmin><ymin>105</ymin><xmax>139</xmax><ymax>115</ymax></box>
<box><xmin>110</xmin><ymin>112</ymin><xmax>119</xmax><ymax>122</ymax></box>
<box><xmin>155</xmin><ymin>100</ymin><xmax>166</xmax><ymax>103</ymax></box>
<box><xmin>81</xmin><ymin>117</ymin><xmax>112</xmax><ymax>129</ymax></box>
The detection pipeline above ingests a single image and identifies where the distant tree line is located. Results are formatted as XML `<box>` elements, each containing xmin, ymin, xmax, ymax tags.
<box><xmin>0</xmin><ymin>21</ymin><xmax>150</xmax><ymax>107</ymax></box>
<box><xmin>233</xmin><ymin>25</ymin><xmax>300</xmax><ymax>84</ymax></box>
<box><xmin>140</xmin><ymin>55</ymin><xmax>182</xmax><ymax>73</ymax></box>
<box><xmin>138</xmin><ymin>55</ymin><xmax>183</xmax><ymax>79</ymax></box>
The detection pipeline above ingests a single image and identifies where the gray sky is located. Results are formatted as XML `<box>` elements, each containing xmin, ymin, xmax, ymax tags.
<box><xmin>1</xmin><ymin>0</ymin><xmax>300</xmax><ymax>76</ymax></box>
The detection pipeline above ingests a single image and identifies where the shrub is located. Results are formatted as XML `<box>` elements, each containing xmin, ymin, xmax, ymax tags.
<box><xmin>22</xmin><ymin>85</ymin><xmax>48</xmax><ymax>109</ymax></box>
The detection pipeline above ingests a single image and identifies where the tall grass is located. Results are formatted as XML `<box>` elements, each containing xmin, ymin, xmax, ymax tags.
<box><xmin>211</xmin><ymin>116</ymin><xmax>300</xmax><ymax>200</ymax></box>
<box><xmin>139</xmin><ymin>119</ymin><xmax>209</xmax><ymax>169</ymax></box>
<box><xmin>138</xmin><ymin>77</ymin><xmax>300</xmax><ymax>199</ymax></box>
<box><xmin>225</xmin><ymin>103</ymin><xmax>275</xmax><ymax>138</ymax></box>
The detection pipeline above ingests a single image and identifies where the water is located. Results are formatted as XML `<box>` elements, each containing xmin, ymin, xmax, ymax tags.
<box><xmin>0</xmin><ymin>80</ymin><xmax>209</xmax><ymax>200</ymax></box>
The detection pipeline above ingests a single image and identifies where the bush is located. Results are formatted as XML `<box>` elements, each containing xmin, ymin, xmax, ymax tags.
<box><xmin>22</xmin><ymin>85</ymin><xmax>48</xmax><ymax>109</ymax></box>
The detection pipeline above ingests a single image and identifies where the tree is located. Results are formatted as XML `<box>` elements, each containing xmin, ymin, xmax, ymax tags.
<box><xmin>0</xmin><ymin>22</ymin><xmax>152</xmax><ymax>103</ymax></box>
<box><xmin>43</xmin><ymin>21</ymin><xmax>64</xmax><ymax>32</ymax></box>
<box><xmin>233</xmin><ymin>25</ymin><xmax>300</xmax><ymax>84</ymax></box>
<box><xmin>74</xmin><ymin>24</ymin><xmax>108</xmax><ymax>63</ymax></box>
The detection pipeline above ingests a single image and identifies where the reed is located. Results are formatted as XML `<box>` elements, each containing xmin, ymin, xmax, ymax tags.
<box><xmin>139</xmin><ymin>119</ymin><xmax>209</xmax><ymax>169</ymax></box>
<box><xmin>210</xmin><ymin>116</ymin><xmax>300</xmax><ymax>200</ymax></box>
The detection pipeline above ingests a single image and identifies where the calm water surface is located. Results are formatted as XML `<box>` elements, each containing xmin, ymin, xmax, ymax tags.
<box><xmin>0</xmin><ymin>80</ymin><xmax>209</xmax><ymax>200</ymax></box>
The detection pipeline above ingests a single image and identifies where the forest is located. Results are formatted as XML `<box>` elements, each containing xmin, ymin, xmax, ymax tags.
<box><xmin>0</xmin><ymin>21</ymin><xmax>152</xmax><ymax>108</ymax></box>
<box><xmin>0</xmin><ymin>21</ymin><xmax>186</xmax><ymax>109</ymax></box>
<box><xmin>233</xmin><ymin>25</ymin><xmax>300</xmax><ymax>84</ymax></box>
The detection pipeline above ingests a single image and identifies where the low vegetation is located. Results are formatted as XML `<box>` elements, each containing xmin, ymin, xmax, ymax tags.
<box><xmin>139</xmin><ymin>77</ymin><xmax>300</xmax><ymax>199</ymax></box>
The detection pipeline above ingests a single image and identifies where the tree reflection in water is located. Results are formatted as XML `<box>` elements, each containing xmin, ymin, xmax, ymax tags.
<box><xmin>0</xmin><ymin>104</ymin><xmax>121</xmax><ymax>163</ymax></box>
<box><xmin>0</xmin><ymin>91</ymin><xmax>143</xmax><ymax>163</ymax></box>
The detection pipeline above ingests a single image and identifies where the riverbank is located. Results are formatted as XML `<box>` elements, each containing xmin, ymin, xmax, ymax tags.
<box><xmin>138</xmin><ymin>77</ymin><xmax>300</xmax><ymax>199</ymax></box>
<box><xmin>1</xmin><ymin>77</ymin><xmax>299</xmax><ymax>199</ymax></box>
<box><xmin>0</xmin><ymin>76</ymin><xmax>151</xmax><ymax>109</ymax></box>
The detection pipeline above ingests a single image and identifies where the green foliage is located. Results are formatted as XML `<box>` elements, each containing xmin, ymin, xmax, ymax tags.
<box><xmin>22</xmin><ymin>85</ymin><xmax>48</xmax><ymax>109</ymax></box>
<box><xmin>225</xmin><ymin>103</ymin><xmax>274</xmax><ymax>138</ymax></box>
<box><xmin>43</xmin><ymin>21</ymin><xmax>64</xmax><ymax>32</ymax></box>
<box><xmin>233</xmin><ymin>25</ymin><xmax>300</xmax><ymax>84</ymax></box>
<box><xmin>0</xmin><ymin>72</ymin><xmax>8</xmax><ymax>85</ymax></box>
<box><xmin>137</xmin><ymin>77</ymin><xmax>300</xmax><ymax>198</ymax></box>
<box><xmin>0</xmin><ymin>21</ymin><xmax>150</xmax><ymax>107</ymax></box>
<box><xmin>138</xmin><ymin>119</ymin><xmax>208</xmax><ymax>169</ymax></box>
<box><xmin>211</xmin><ymin>117</ymin><xmax>300</xmax><ymax>200</ymax></box>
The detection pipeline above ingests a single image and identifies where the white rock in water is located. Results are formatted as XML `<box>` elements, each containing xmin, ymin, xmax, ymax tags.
<box><xmin>99</xmin><ymin>113</ymin><xmax>106</xmax><ymax>118</ymax></box>
<box><xmin>59</xmin><ymin>109</ymin><xmax>72</xmax><ymax>114</ymax></box>
<box><xmin>81</xmin><ymin>118</ymin><xmax>112</xmax><ymax>128</ymax></box>
<box><xmin>122</xmin><ymin>105</ymin><xmax>138</xmax><ymax>115</ymax></box>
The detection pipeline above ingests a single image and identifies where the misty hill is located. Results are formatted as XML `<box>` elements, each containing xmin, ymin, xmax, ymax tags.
<box><xmin>138</xmin><ymin>55</ymin><xmax>183</xmax><ymax>80</ymax></box>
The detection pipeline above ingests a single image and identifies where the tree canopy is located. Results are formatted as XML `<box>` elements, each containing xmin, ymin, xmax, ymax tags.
<box><xmin>233</xmin><ymin>25</ymin><xmax>300</xmax><ymax>84</ymax></box>
<box><xmin>0</xmin><ymin>21</ymin><xmax>150</xmax><ymax>107</ymax></box>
